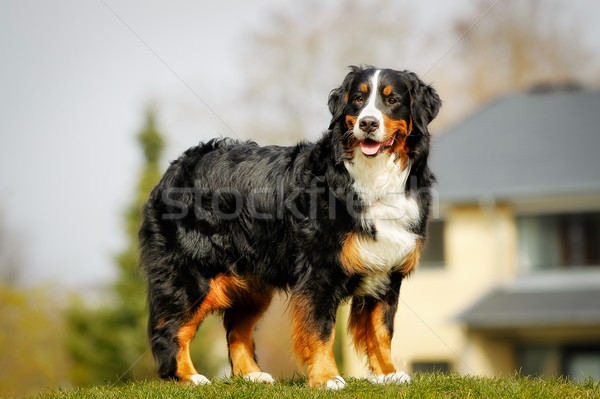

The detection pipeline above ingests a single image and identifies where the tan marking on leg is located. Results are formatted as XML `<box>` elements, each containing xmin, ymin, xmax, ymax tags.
<box><xmin>291</xmin><ymin>294</ymin><xmax>340</xmax><ymax>388</ymax></box>
<box><xmin>175</xmin><ymin>274</ymin><xmax>247</xmax><ymax>382</ymax></box>
<box><xmin>349</xmin><ymin>300</ymin><xmax>395</xmax><ymax>376</ymax></box>
<box><xmin>176</xmin><ymin>322</ymin><xmax>200</xmax><ymax>381</ymax></box>
<box><xmin>226</xmin><ymin>290</ymin><xmax>273</xmax><ymax>376</ymax></box>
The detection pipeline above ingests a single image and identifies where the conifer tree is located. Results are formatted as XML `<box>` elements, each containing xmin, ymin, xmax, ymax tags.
<box><xmin>66</xmin><ymin>109</ymin><xmax>164</xmax><ymax>384</ymax></box>
<box><xmin>66</xmin><ymin>109</ymin><xmax>227</xmax><ymax>385</ymax></box>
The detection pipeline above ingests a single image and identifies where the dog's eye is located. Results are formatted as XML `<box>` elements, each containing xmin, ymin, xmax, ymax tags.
<box><xmin>353</xmin><ymin>95</ymin><xmax>363</xmax><ymax>105</ymax></box>
<box><xmin>388</xmin><ymin>97</ymin><xmax>398</xmax><ymax>105</ymax></box>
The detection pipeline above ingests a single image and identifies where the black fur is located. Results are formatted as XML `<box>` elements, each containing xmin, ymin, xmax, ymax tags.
<box><xmin>139</xmin><ymin>66</ymin><xmax>441</xmax><ymax>381</ymax></box>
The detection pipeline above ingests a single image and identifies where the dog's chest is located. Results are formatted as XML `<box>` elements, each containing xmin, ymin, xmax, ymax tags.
<box><xmin>343</xmin><ymin>154</ymin><xmax>420</xmax><ymax>297</ymax></box>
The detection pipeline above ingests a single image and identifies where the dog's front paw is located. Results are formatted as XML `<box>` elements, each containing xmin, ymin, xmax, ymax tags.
<box><xmin>325</xmin><ymin>375</ymin><xmax>347</xmax><ymax>390</ymax></box>
<box><xmin>368</xmin><ymin>371</ymin><xmax>411</xmax><ymax>384</ymax></box>
<box><xmin>244</xmin><ymin>372</ymin><xmax>275</xmax><ymax>383</ymax></box>
<box><xmin>190</xmin><ymin>374</ymin><xmax>211</xmax><ymax>385</ymax></box>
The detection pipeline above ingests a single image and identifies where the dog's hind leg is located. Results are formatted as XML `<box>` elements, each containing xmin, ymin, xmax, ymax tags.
<box><xmin>223</xmin><ymin>287</ymin><xmax>274</xmax><ymax>383</ymax></box>
<box><xmin>150</xmin><ymin>273</ymin><xmax>246</xmax><ymax>385</ymax></box>
<box><xmin>149</xmin><ymin>304</ymin><xmax>183</xmax><ymax>382</ymax></box>
<box><xmin>174</xmin><ymin>312</ymin><xmax>211</xmax><ymax>385</ymax></box>
<box><xmin>149</xmin><ymin>290</ymin><xmax>212</xmax><ymax>385</ymax></box>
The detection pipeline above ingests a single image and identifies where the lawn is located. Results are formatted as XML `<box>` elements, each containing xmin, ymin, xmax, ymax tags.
<box><xmin>36</xmin><ymin>373</ymin><xmax>600</xmax><ymax>399</ymax></box>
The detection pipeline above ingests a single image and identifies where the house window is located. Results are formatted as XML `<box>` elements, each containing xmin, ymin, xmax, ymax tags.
<box><xmin>517</xmin><ymin>212</ymin><xmax>600</xmax><ymax>272</ymax></box>
<box><xmin>420</xmin><ymin>220</ymin><xmax>445</xmax><ymax>268</ymax></box>
<box><xmin>564</xmin><ymin>347</ymin><xmax>600</xmax><ymax>383</ymax></box>
<box><xmin>411</xmin><ymin>361</ymin><xmax>451</xmax><ymax>373</ymax></box>
<box><xmin>519</xmin><ymin>344</ymin><xmax>600</xmax><ymax>382</ymax></box>
<box><xmin>518</xmin><ymin>345</ymin><xmax>561</xmax><ymax>377</ymax></box>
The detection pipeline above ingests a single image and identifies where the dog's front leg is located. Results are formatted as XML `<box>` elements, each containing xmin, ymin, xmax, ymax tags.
<box><xmin>348</xmin><ymin>273</ymin><xmax>411</xmax><ymax>384</ymax></box>
<box><xmin>290</xmin><ymin>290</ymin><xmax>345</xmax><ymax>389</ymax></box>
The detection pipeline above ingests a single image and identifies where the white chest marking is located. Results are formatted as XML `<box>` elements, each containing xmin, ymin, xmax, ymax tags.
<box><xmin>344</xmin><ymin>152</ymin><xmax>420</xmax><ymax>297</ymax></box>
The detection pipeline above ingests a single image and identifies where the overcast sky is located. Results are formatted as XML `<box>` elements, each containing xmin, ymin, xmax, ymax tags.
<box><xmin>1</xmin><ymin>1</ymin><xmax>599</xmax><ymax>290</ymax></box>
<box><xmin>1</xmin><ymin>0</ymin><xmax>283</xmax><ymax>288</ymax></box>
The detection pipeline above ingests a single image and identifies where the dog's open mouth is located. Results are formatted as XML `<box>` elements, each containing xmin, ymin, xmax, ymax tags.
<box><xmin>358</xmin><ymin>135</ymin><xmax>395</xmax><ymax>156</ymax></box>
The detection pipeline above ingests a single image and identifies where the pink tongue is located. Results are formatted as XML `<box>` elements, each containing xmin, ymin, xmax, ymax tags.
<box><xmin>359</xmin><ymin>140</ymin><xmax>382</xmax><ymax>156</ymax></box>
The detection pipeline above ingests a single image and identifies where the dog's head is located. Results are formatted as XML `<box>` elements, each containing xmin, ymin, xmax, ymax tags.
<box><xmin>328</xmin><ymin>66</ymin><xmax>441</xmax><ymax>168</ymax></box>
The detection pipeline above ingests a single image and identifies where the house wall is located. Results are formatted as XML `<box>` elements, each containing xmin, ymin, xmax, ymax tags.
<box><xmin>345</xmin><ymin>203</ymin><xmax>519</xmax><ymax>378</ymax></box>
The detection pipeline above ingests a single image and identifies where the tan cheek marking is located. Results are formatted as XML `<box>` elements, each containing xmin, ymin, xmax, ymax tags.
<box><xmin>344</xmin><ymin>115</ymin><xmax>359</xmax><ymax>157</ymax></box>
<box><xmin>383</xmin><ymin>86</ymin><xmax>392</xmax><ymax>96</ymax></box>
<box><xmin>345</xmin><ymin>115</ymin><xmax>357</xmax><ymax>130</ymax></box>
<box><xmin>382</xmin><ymin>116</ymin><xmax>410</xmax><ymax>167</ymax></box>
<box><xmin>383</xmin><ymin>116</ymin><xmax>409</xmax><ymax>137</ymax></box>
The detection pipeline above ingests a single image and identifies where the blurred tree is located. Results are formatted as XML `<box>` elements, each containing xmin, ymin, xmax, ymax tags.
<box><xmin>66</xmin><ymin>108</ymin><xmax>227</xmax><ymax>386</ymax></box>
<box><xmin>239</xmin><ymin>0</ymin><xmax>419</xmax><ymax>144</ymax></box>
<box><xmin>65</xmin><ymin>109</ymin><xmax>164</xmax><ymax>385</ymax></box>
<box><xmin>452</xmin><ymin>0</ymin><xmax>598</xmax><ymax>109</ymax></box>
<box><xmin>0</xmin><ymin>208</ymin><xmax>24</xmax><ymax>284</ymax></box>
<box><xmin>0</xmin><ymin>212</ymin><xmax>70</xmax><ymax>396</ymax></box>
<box><xmin>0</xmin><ymin>285</ymin><xmax>71</xmax><ymax>397</ymax></box>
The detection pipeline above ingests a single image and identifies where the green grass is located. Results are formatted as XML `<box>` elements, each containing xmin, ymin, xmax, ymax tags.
<box><xmin>36</xmin><ymin>373</ymin><xmax>600</xmax><ymax>399</ymax></box>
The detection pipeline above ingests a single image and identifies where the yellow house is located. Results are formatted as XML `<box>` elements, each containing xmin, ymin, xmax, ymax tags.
<box><xmin>345</xmin><ymin>86</ymin><xmax>600</xmax><ymax>381</ymax></box>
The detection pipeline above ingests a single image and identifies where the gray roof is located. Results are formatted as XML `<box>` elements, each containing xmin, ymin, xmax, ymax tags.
<box><xmin>457</xmin><ymin>287</ymin><xmax>600</xmax><ymax>329</ymax></box>
<box><xmin>430</xmin><ymin>88</ymin><xmax>600</xmax><ymax>204</ymax></box>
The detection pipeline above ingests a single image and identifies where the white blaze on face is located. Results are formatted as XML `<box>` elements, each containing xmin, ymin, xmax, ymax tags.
<box><xmin>353</xmin><ymin>70</ymin><xmax>384</xmax><ymax>142</ymax></box>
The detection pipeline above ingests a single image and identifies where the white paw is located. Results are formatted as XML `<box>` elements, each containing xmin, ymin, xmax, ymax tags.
<box><xmin>244</xmin><ymin>372</ymin><xmax>275</xmax><ymax>383</ymax></box>
<box><xmin>368</xmin><ymin>371</ymin><xmax>411</xmax><ymax>384</ymax></box>
<box><xmin>190</xmin><ymin>373</ymin><xmax>211</xmax><ymax>385</ymax></box>
<box><xmin>325</xmin><ymin>375</ymin><xmax>347</xmax><ymax>390</ymax></box>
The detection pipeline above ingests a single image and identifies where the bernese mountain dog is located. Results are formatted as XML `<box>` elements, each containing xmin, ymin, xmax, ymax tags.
<box><xmin>139</xmin><ymin>66</ymin><xmax>441</xmax><ymax>389</ymax></box>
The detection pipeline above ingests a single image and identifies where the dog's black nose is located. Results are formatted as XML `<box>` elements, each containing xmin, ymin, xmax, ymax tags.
<box><xmin>359</xmin><ymin>116</ymin><xmax>379</xmax><ymax>133</ymax></box>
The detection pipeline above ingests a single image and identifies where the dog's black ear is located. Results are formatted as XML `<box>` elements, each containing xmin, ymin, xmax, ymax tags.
<box><xmin>403</xmin><ymin>72</ymin><xmax>441</xmax><ymax>192</ymax></box>
<box><xmin>406</xmin><ymin>71</ymin><xmax>442</xmax><ymax>135</ymax></box>
<box><xmin>328</xmin><ymin>66</ymin><xmax>363</xmax><ymax>130</ymax></box>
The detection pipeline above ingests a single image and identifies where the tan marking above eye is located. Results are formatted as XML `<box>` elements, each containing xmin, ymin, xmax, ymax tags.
<box><xmin>383</xmin><ymin>86</ymin><xmax>392</xmax><ymax>96</ymax></box>
<box><xmin>360</xmin><ymin>83</ymin><xmax>368</xmax><ymax>93</ymax></box>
